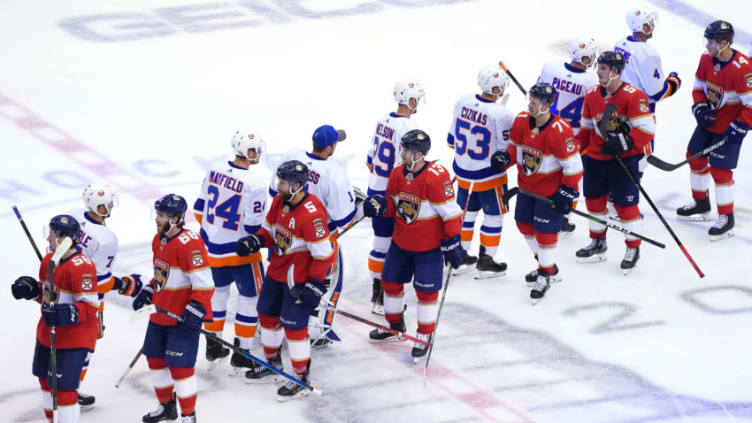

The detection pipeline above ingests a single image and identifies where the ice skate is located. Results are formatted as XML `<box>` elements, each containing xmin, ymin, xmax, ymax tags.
<box><xmin>77</xmin><ymin>392</ymin><xmax>95</xmax><ymax>410</ymax></box>
<box><xmin>277</xmin><ymin>373</ymin><xmax>311</xmax><ymax>402</ymax></box>
<box><xmin>244</xmin><ymin>356</ymin><xmax>283</xmax><ymax>384</ymax></box>
<box><xmin>620</xmin><ymin>246</ymin><xmax>640</xmax><ymax>275</ymax></box>
<box><xmin>452</xmin><ymin>254</ymin><xmax>478</xmax><ymax>276</ymax></box>
<box><xmin>709</xmin><ymin>213</ymin><xmax>734</xmax><ymax>241</ymax></box>
<box><xmin>205</xmin><ymin>333</ymin><xmax>229</xmax><ymax>369</ymax></box>
<box><xmin>411</xmin><ymin>332</ymin><xmax>433</xmax><ymax>364</ymax></box>
<box><xmin>369</xmin><ymin>315</ymin><xmax>407</xmax><ymax>343</ymax></box>
<box><xmin>474</xmin><ymin>246</ymin><xmax>507</xmax><ymax>279</ymax></box>
<box><xmin>142</xmin><ymin>394</ymin><xmax>178</xmax><ymax>423</ymax></box>
<box><xmin>525</xmin><ymin>264</ymin><xmax>561</xmax><ymax>287</ymax></box>
<box><xmin>371</xmin><ymin>278</ymin><xmax>384</xmax><ymax>315</ymax></box>
<box><xmin>558</xmin><ymin>216</ymin><xmax>576</xmax><ymax>239</ymax></box>
<box><xmin>530</xmin><ymin>273</ymin><xmax>551</xmax><ymax>305</ymax></box>
<box><xmin>576</xmin><ymin>238</ymin><xmax>607</xmax><ymax>263</ymax></box>
<box><xmin>676</xmin><ymin>195</ymin><xmax>712</xmax><ymax>221</ymax></box>
<box><xmin>180</xmin><ymin>413</ymin><xmax>196</xmax><ymax>423</ymax></box>
<box><xmin>229</xmin><ymin>338</ymin><xmax>254</xmax><ymax>376</ymax></box>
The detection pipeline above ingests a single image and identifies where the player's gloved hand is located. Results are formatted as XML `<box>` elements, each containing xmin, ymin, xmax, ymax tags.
<box><xmin>602</xmin><ymin>132</ymin><xmax>634</xmax><ymax>156</ymax></box>
<box><xmin>180</xmin><ymin>300</ymin><xmax>206</xmax><ymax>331</ymax></box>
<box><xmin>363</xmin><ymin>195</ymin><xmax>387</xmax><ymax>217</ymax></box>
<box><xmin>237</xmin><ymin>234</ymin><xmax>264</xmax><ymax>256</ymax></box>
<box><xmin>440</xmin><ymin>234</ymin><xmax>467</xmax><ymax>269</ymax></box>
<box><xmin>352</xmin><ymin>186</ymin><xmax>366</xmax><ymax>207</ymax></box>
<box><xmin>692</xmin><ymin>102</ymin><xmax>715</xmax><ymax>129</ymax></box>
<box><xmin>132</xmin><ymin>281</ymin><xmax>154</xmax><ymax>310</ymax></box>
<box><xmin>549</xmin><ymin>185</ymin><xmax>578</xmax><ymax>214</ymax></box>
<box><xmin>113</xmin><ymin>274</ymin><xmax>142</xmax><ymax>297</ymax></box>
<box><xmin>723</xmin><ymin>120</ymin><xmax>749</xmax><ymax>145</ymax></box>
<box><xmin>490</xmin><ymin>150</ymin><xmax>512</xmax><ymax>172</ymax></box>
<box><xmin>42</xmin><ymin>303</ymin><xmax>79</xmax><ymax>327</ymax></box>
<box><xmin>666</xmin><ymin>72</ymin><xmax>681</xmax><ymax>93</ymax></box>
<box><xmin>12</xmin><ymin>276</ymin><xmax>40</xmax><ymax>300</ymax></box>
<box><xmin>300</xmin><ymin>278</ymin><xmax>327</xmax><ymax>309</ymax></box>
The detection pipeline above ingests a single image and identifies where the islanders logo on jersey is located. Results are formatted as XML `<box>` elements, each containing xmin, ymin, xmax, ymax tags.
<box><xmin>153</xmin><ymin>257</ymin><xmax>170</xmax><ymax>292</ymax></box>
<box><xmin>706</xmin><ymin>81</ymin><xmax>725</xmax><ymax>110</ymax></box>
<box><xmin>521</xmin><ymin>145</ymin><xmax>543</xmax><ymax>176</ymax></box>
<box><xmin>274</xmin><ymin>224</ymin><xmax>293</xmax><ymax>256</ymax></box>
<box><xmin>397</xmin><ymin>192</ymin><xmax>421</xmax><ymax>224</ymax></box>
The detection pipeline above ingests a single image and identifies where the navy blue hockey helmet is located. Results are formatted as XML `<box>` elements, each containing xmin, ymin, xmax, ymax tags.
<box><xmin>49</xmin><ymin>214</ymin><xmax>81</xmax><ymax>240</ymax></box>
<box><xmin>276</xmin><ymin>160</ymin><xmax>309</xmax><ymax>187</ymax></box>
<box><xmin>597</xmin><ymin>51</ymin><xmax>626</xmax><ymax>74</ymax></box>
<box><xmin>400</xmin><ymin>129</ymin><xmax>431</xmax><ymax>155</ymax></box>
<box><xmin>154</xmin><ymin>194</ymin><xmax>187</xmax><ymax>218</ymax></box>
<box><xmin>528</xmin><ymin>82</ymin><xmax>557</xmax><ymax>106</ymax></box>
<box><xmin>704</xmin><ymin>20</ymin><xmax>734</xmax><ymax>43</ymax></box>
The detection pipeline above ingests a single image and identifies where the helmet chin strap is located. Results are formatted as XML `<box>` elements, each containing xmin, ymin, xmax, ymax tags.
<box><xmin>284</xmin><ymin>181</ymin><xmax>305</xmax><ymax>202</ymax></box>
<box><xmin>713</xmin><ymin>40</ymin><xmax>729</xmax><ymax>57</ymax></box>
<box><xmin>161</xmin><ymin>213</ymin><xmax>184</xmax><ymax>235</ymax></box>
<box><xmin>600</xmin><ymin>69</ymin><xmax>620</xmax><ymax>88</ymax></box>
<box><xmin>406</xmin><ymin>152</ymin><xmax>420</xmax><ymax>171</ymax></box>
<box><xmin>530</xmin><ymin>103</ymin><xmax>548</xmax><ymax>118</ymax></box>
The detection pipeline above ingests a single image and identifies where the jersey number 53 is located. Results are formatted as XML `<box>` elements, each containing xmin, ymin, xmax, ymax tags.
<box><xmin>454</xmin><ymin>119</ymin><xmax>495</xmax><ymax>160</ymax></box>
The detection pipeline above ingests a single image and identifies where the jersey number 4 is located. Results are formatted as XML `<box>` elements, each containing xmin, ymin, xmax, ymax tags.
<box><xmin>550</xmin><ymin>94</ymin><xmax>584</xmax><ymax>128</ymax></box>
<box><xmin>206</xmin><ymin>185</ymin><xmax>241</xmax><ymax>231</ymax></box>
<box><xmin>454</xmin><ymin>119</ymin><xmax>493</xmax><ymax>160</ymax></box>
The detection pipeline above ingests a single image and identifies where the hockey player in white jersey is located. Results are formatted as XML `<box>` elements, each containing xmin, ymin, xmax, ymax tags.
<box><xmin>269</xmin><ymin>124</ymin><xmax>359</xmax><ymax>346</ymax></box>
<box><xmin>192</xmin><ymin>130</ymin><xmax>269</xmax><ymax>373</ymax></box>
<box><xmin>448</xmin><ymin>66</ymin><xmax>513</xmax><ymax>279</ymax></box>
<box><xmin>366</xmin><ymin>80</ymin><xmax>423</xmax><ymax>313</ymax></box>
<box><xmin>615</xmin><ymin>6</ymin><xmax>681</xmax><ymax>178</ymax></box>
<box><xmin>72</xmin><ymin>183</ymin><xmax>143</xmax><ymax>409</ymax></box>
<box><xmin>538</xmin><ymin>37</ymin><xmax>599</xmax><ymax>236</ymax></box>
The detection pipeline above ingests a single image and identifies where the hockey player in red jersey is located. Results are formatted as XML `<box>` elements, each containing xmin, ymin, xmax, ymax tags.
<box><xmin>12</xmin><ymin>215</ymin><xmax>99</xmax><ymax>423</ymax></box>
<box><xmin>363</xmin><ymin>129</ymin><xmax>465</xmax><ymax>360</ymax></box>
<box><xmin>491</xmin><ymin>83</ymin><xmax>583</xmax><ymax>301</ymax></box>
<box><xmin>676</xmin><ymin>20</ymin><xmax>752</xmax><ymax>240</ymax></box>
<box><xmin>132</xmin><ymin>194</ymin><xmax>214</xmax><ymax>423</ymax></box>
<box><xmin>575</xmin><ymin>51</ymin><xmax>656</xmax><ymax>273</ymax></box>
<box><xmin>236</xmin><ymin>160</ymin><xmax>334</xmax><ymax>400</ymax></box>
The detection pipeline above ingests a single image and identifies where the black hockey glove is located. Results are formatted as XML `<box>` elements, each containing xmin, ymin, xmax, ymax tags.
<box><xmin>42</xmin><ymin>303</ymin><xmax>79</xmax><ymax>327</ymax></box>
<box><xmin>364</xmin><ymin>195</ymin><xmax>387</xmax><ymax>217</ymax></box>
<box><xmin>181</xmin><ymin>300</ymin><xmax>206</xmax><ymax>331</ymax></box>
<box><xmin>602</xmin><ymin>132</ymin><xmax>634</xmax><ymax>156</ymax></box>
<box><xmin>237</xmin><ymin>234</ymin><xmax>264</xmax><ymax>256</ymax></box>
<box><xmin>723</xmin><ymin>120</ymin><xmax>749</xmax><ymax>146</ymax></box>
<box><xmin>490</xmin><ymin>150</ymin><xmax>512</xmax><ymax>172</ymax></box>
<box><xmin>441</xmin><ymin>234</ymin><xmax>467</xmax><ymax>269</ymax></box>
<box><xmin>300</xmin><ymin>278</ymin><xmax>327</xmax><ymax>309</ymax></box>
<box><xmin>549</xmin><ymin>185</ymin><xmax>578</xmax><ymax>214</ymax></box>
<box><xmin>12</xmin><ymin>276</ymin><xmax>40</xmax><ymax>300</ymax></box>
<box><xmin>132</xmin><ymin>281</ymin><xmax>154</xmax><ymax>310</ymax></box>
<box><xmin>692</xmin><ymin>102</ymin><xmax>715</xmax><ymax>129</ymax></box>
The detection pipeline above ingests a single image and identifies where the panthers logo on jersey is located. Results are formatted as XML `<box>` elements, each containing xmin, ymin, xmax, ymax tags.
<box><xmin>521</xmin><ymin>145</ymin><xmax>542</xmax><ymax>176</ymax></box>
<box><xmin>153</xmin><ymin>258</ymin><xmax>170</xmax><ymax>292</ymax></box>
<box><xmin>397</xmin><ymin>192</ymin><xmax>421</xmax><ymax>225</ymax></box>
<box><xmin>706</xmin><ymin>81</ymin><xmax>724</xmax><ymax>111</ymax></box>
<box><xmin>274</xmin><ymin>225</ymin><xmax>293</xmax><ymax>256</ymax></box>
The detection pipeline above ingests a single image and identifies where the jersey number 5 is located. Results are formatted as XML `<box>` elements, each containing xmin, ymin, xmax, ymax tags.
<box><xmin>454</xmin><ymin>119</ymin><xmax>492</xmax><ymax>160</ymax></box>
<box><xmin>206</xmin><ymin>185</ymin><xmax>241</xmax><ymax>231</ymax></box>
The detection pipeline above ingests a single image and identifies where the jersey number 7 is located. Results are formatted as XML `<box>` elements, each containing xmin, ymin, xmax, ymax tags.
<box><xmin>206</xmin><ymin>185</ymin><xmax>241</xmax><ymax>231</ymax></box>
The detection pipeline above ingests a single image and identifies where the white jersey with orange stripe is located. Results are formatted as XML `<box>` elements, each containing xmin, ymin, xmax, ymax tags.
<box><xmin>366</xmin><ymin>112</ymin><xmax>419</xmax><ymax>194</ymax></box>
<box><xmin>537</xmin><ymin>61</ymin><xmax>598</xmax><ymax>136</ymax></box>
<box><xmin>614</xmin><ymin>36</ymin><xmax>667</xmax><ymax>109</ymax></box>
<box><xmin>447</xmin><ymin>94</ymin><xmax>514</xmax><ymax>189</ymax></box>
<box><xmin>194</xmin><ymin>160</ymin><xmax>269</xmax><ymax>267</ymax></box>
<box><xmin>72</xmin><ymin>209</ymin><xmax>118</xmax><ymax>285</ymax></box>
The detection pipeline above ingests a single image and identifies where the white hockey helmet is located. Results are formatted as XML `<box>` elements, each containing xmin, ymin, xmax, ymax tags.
<box><xmin>568</xmin><ymin>37</ymin><xmax>599</xmax><ymax>67</ymax></box>
<box><xmin>231</xmin><ymin>130</ymin><xmax>265</xmax><ymax>163</ymax></box>
<box><xmin>626</xmin><ymin>7</ymin><xmax>657</xmax><ymax>35</ymax></box>
<box><xmin>477</xmin><ymin>66</ymin><xmax>509</xmax><ymax>97</ymax></box>
<box><xmin>83</xmin><ymin>183</ymin><xmax>119</xmax><ymax>218</ymax></box>
<box><xmin>393</xmin><ymin>80</ymin><xmax>425</xmax><ymax>113</ymax></box>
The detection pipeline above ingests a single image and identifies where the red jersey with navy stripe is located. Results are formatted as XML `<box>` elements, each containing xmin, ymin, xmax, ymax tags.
<box><xmin>36</xmin><ymin>250</ymin><xmax>99</xmax><ymax>350</ymax></box>
<box><xmin>576</xmin><ymin>82</ymin><xmax>656</xmax><ymax>161</ymax></box>
<box><xmin>257</xmin><ymin>193</ymin><xmax>334</xmax><ymax>283</ymax></box>
<box><xmin>150</xmin><ymin>230</ymin><xmax>214</xmax><ymax>326</ymax></box>
<box><xmin>383</xmin><ymin>161</ymin><xmax>462</xmax><ymax>252</ymax></box>
<box><xmin>692</xmin><ymin>50</ymin><xmax>752</xmax><ymax>134</ymax></box>
<box><xmin>508</xmin><ymin>113</ymin><xmax>583</xmax><ymax>197</ymax></box>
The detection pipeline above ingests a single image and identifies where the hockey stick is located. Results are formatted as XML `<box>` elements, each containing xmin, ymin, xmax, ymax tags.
<box><xmin>646</xmin><ymin>137</ymin><xmax>727</xmax><ymax>171</ymax></box>
<box><xmin>598</xmin><ymin>103</ymin><xmax>704</xmax><ymax>278</ymax></box>
<box><xmin>327</xmin><ymin>305</ymin><xmax>430</xmax><ymax>346</ymax></box>
<box><xmin>516</xmin><ymin>188</ymin><xmax>666</xmax><ymax>249</ymax></box>
<box><xmin>499</xmin><ymin>60</ymin><xmax>527</xmax><ymax>96</ymax></box>
<box><xmin>424</xmin><ymin>181</ymin><xmax>475</xmax><ymax>376</ymax></box>
<box><xmin>12</xmin><ymin>205</ymin><xmax>44</xmax><ymax>261</ymax></box>
<box><xmin>46</xmin><ymin>236</ymin><xmax>72</xmax><ymax>423</ymax></box>
<box><xmin>134</xmin><ymin>304</ymin><xmax>322</xmax><ymax>395</ymax></box>
<box><xmin>115</xmin><ymin>347</ymin><xmax>143</xmax><ymax>389</ymax></box>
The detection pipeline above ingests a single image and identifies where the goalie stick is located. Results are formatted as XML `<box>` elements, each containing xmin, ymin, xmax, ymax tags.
<box><xmin>646</xmin><ymin>137</ymin><xmax>727</xmax><ymax>171</ymax></box>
